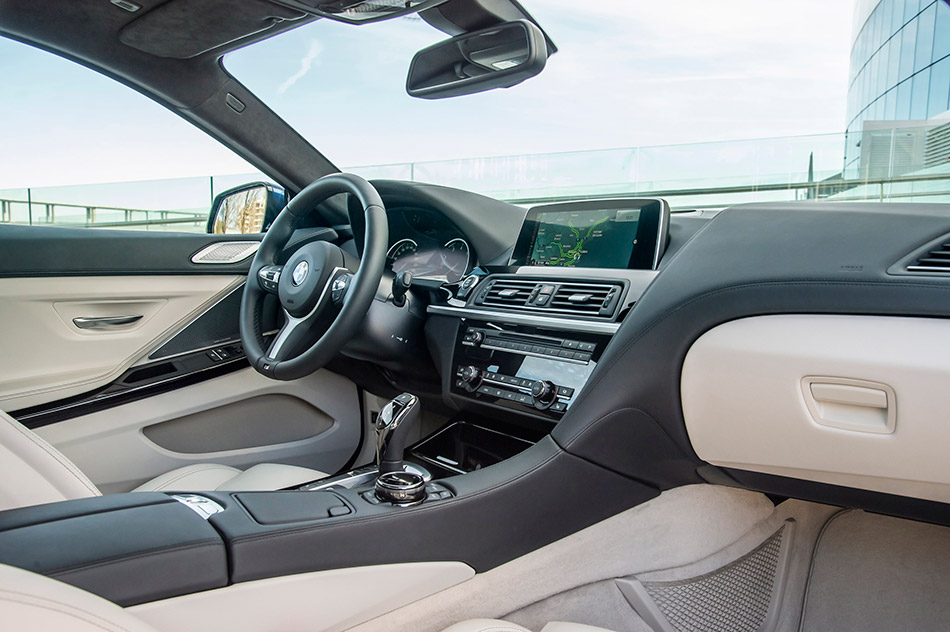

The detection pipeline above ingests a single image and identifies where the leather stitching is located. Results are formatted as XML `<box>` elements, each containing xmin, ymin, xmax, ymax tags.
<box><xmin>48</xmin><ymin>540</ymin><xmax>222</xmax><ymax>577</ymax></box>
<box><xmin>2</xmin><ymin>413</ymin><xmax>100</xmax><ymax>496</ymax></box>
<box><xmin>138</xmin><ymin>464</ymin><xmax>239</xmax><ymax>492</ymax></box>
<box><xmin>0</xmin><ymin>589</ymin><xmax>139</xmax><ymax>632</ymax></box>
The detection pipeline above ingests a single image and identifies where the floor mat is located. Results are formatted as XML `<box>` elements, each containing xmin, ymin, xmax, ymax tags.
<box><xmin>800</xmin><ymin>509</ymin><xmax>950</xmax><ymax>631</ymax></box>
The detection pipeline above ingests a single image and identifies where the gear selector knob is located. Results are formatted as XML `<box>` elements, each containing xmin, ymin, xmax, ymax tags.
<box><xmin>375</xmin><ymin>392</ymin><xmax>420</xmax><ymax>474</ymax></box>
<box><xmin>375</xmin><ymin>471</ymin><xmax>426</xmax><ymax>505</ymax></box>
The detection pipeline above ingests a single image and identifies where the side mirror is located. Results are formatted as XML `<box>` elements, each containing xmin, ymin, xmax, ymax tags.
<box><xmin>406</xmin><ymin>20</ymin><xmax>548</xmax><ymax>100</ymax></box>
<box><xmin>207</xmin><ymin>182</ymin><xmax>285</xmax><ymax>234</ymax></box>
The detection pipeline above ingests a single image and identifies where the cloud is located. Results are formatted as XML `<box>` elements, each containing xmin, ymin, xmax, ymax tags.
<box><xmin>277</xmin><ymin>39</ymin><xmax>324</xmax><ymax>95</ymax></box>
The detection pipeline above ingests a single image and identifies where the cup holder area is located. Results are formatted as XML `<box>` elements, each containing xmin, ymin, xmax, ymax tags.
<box><xmin>409</xmin><ymin>420</ymin><xmax>537</xmax><ymax>476</ymax></box>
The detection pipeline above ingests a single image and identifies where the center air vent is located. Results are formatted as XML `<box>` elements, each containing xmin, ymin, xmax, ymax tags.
<box><xmin>473</xmin><ymin>277</ymin><xmax>624</xmax><ymax>318</ymax></box>
<box><xmin>477</xmin><ymin>279</ymin><xmax>537</xmax><ymax>308</ymax></box>
<box><xmin>550</xmin><ymin>282</ymin><xmax>620</xmax><ymax>316</ymax></box>
<box><xmin>907</xmin><ymin>241</ymin><xmax>950</xmax><ymax>273</ymax></box>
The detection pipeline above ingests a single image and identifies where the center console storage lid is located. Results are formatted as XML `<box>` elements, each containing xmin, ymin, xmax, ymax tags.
<box><xmin>0</xmin><ymin>493</ymin><xmax>228</xmax><ymax>606</ymax></box>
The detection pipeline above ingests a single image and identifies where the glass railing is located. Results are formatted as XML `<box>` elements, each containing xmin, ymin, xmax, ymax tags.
<box><xmin>2</xmin><ymin>129</ymin><xmax>950</xmax><ymax>233</ymax></box>
<box><xmin>0</xmin><ymin>172</ymin><xmax>270</xmax><ymax>233</ymax></box>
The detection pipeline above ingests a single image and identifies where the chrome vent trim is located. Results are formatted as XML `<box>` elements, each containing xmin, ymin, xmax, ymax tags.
<box><xmin>472</xmin><ymin>276</ymin><xmax>624</xmax><ymax>319</ymax></box>
<box><xmin>907</xmin><ymin>241</ymin><xmax>950</xmax><ymax>273</ymax></box>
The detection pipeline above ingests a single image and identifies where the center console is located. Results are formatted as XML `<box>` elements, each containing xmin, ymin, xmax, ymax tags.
<box><xmin>430</xmin><ymin>198</ymin><xmax>670</xmax><ymax>427</ymax></box>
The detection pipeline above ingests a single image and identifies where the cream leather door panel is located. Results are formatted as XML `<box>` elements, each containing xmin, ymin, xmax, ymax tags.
<box><xmin>0</xmin><ymin>275</ymin><xmax>242</xmax><ymax>410</ymax></box>
<box><xmin>36</xmin><ymin>367</ymin><xmax>360</xmax><ymax>493</ymax></box>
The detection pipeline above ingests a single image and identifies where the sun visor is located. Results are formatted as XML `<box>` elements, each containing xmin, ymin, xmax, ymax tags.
<box><xmin>118</xmin><ymin>0</ymin><xmax>306</xmax><ymax>59</ymax></box>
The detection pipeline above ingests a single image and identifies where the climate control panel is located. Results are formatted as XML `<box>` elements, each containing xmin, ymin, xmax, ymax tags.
<box><xmin>450</xmin><ymin>324</ymin><xmax>605</xmax><ymax>421</ymax></box>
<box><xmin>455</xmin><ymin>365</ymin><xmax>574</xmax><ymax>413</ymax></box>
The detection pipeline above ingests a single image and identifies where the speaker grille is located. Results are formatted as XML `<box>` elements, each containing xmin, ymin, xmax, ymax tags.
<box><xmin>191</xmin><ymin>241</ymin><xmax>260</xmax><ymax>264</ymax></box>
<box><xmin>640</xmin><ymin>527</ymin><xmax>785</xmax><ymax>632</ymax></box>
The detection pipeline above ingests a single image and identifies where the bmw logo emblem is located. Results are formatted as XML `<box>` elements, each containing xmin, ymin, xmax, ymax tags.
<box><xmin>291</xmin><ymin>261</ymin><xmax>309</xmax><ymax>286</ymax></box>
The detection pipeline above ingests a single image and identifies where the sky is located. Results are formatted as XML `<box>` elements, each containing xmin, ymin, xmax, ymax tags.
<box><xmin>0</xmin><ymin>0</ymin><xmax>854</xmax><ymax>189</ymax></box>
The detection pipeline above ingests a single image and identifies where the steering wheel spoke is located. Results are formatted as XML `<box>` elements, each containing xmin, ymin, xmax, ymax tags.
<box><xmin>257</xmin><ymin>265</ymin><xmax>283</xmax><ymax>294</ymax></box>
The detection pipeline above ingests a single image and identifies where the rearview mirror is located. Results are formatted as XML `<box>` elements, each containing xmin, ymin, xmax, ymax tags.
<box><xmin>207</xmin><ymin>182</ymin><xmax>285</xmax><ymax>234</ymax></box>
<box><xmin>406</xmin><ymin>20</ymin><xmax>548</xmax><ymax>100</ymax></box>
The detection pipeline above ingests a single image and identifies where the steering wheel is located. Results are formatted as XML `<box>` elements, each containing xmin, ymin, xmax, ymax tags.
<box><xmin>240</xmin><ymin>173</ymin><xmax>388</xmax><ymax>381</ymax></box>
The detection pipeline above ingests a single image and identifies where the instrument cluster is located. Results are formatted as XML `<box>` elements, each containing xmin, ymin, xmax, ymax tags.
<box><xmin>386</xmin><ymin>208</ymin><xmax>473</xmax><ymax>284</ymax></box>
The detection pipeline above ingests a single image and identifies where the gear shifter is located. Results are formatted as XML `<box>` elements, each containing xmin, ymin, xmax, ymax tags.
<box><xmin>375</xmin><ymin>392</ymin><xmax>421</xmax><ymax>474</ymax></box>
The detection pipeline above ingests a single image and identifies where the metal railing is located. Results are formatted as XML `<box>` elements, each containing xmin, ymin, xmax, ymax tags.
<box><xmin>0</xmin><ymin>198</ymin><xmax>207</xmax><ymax>230</ymax></box>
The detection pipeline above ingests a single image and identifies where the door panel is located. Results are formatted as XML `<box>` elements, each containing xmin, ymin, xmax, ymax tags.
<box><xmin>0</xmin><ymin>275</ymin><xmax>243</xmax><ymax>410</ymax></box>
<box><xmin>35</xmin><ymin>367</ymin><xmax>360</xmax><ymax>493</ymax></box>
<box><xmin>0</xmin><ymin>224</ymin><xmax>361</xmax><ymax>485</ymax></box>
<box><xmin>0</xmin><ymin>224</ymin><xmax>260</xmax><ymax>277</ymax></box>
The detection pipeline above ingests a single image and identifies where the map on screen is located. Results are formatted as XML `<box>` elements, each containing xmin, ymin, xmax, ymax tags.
<box><xmin>528</xmin><ymin>209</ymin><xmax>640</xmax><ymax>268</ymax></box>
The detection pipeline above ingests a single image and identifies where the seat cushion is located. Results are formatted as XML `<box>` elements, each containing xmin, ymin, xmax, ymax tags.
<box><xmin>443</xmin><ymin>620</ymin><xmax>615</xmax><ymax>632</ymax></box>
<box><xmin>132</xmin><ymin>462</ymin><xmax>327</xmax><ymax>493</ymax></box>
<box><xmin>0</xmin><ymin>562</ymin><xmax>158</xmax><ymax>632</ymax></box>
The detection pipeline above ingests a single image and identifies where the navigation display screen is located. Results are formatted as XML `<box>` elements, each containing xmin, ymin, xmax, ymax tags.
<box><xmin>528</xmin><ymin>209</ymin><xmax>640</xmax><ymax>268</ymax></box>
<box><xmin>509</xmin><ymin>199</ymin><xmax>669</xmax><ymax>270</ymax></box>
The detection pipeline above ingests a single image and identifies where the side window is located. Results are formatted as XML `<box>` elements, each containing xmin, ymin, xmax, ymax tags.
<box><xmin>0</xmin><ymin>37</ymin><xmax>268</xmax><ymax>233</ymax></box>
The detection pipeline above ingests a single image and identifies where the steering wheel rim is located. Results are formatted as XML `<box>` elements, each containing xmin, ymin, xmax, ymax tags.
<box><xmin>240</xmin><ymin>173</ymin><xmax>388</xmax><ymax>381</ymax></box>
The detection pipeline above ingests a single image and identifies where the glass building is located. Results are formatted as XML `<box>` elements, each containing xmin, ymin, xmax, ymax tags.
<box><xmin>844</xmin><ymin>0</ymin><xmax>950</xmax><ymax>178</ymax></box>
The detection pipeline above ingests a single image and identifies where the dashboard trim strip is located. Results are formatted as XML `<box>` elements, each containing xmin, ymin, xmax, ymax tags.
<box><xmin>427</xmin><ymin>305</ymin><xmax>621</xmax><ymax>334</ymax></box>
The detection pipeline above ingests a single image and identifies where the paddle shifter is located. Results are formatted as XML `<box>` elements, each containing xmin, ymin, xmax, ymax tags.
<box><xmin>374</xmin><ymin>392</ymin><xmax>426</xmax><ymax>504</ymax></box>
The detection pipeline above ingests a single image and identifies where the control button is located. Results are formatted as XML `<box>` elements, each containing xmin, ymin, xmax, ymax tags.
<box><xmin>215</xmin><ymin>347</ymin><xmax>233</xmax><ymax>360</ymax></box>
<box><xmin>539</xmin><ymin>284</ymin><xmax>556</xmax><ymax>294</ymax></box>
<box><xmin>557</xmin><ymin>386</ymin><xmax>575</xmax><ymax>398</ymax></box>
<box><xmin>516</xmin><ymin>393</ymin><xmax>533</xmax><ymax>405</ymax></box>
<box><xmin>459</xmin><ymin>365</ymin><xmax>482</xmax><ymax>392</ymax></box>
<box><xmin>470</xmin><ymin>330</ymin><xmax>486</xmax><ymax>346</ymax></box>
<box><xmin>544</xmin><ymin>347</ymin><xmax>559</xmax><ymax>356</ymax></box>
<box><xmin>477</xmin><ymin>385</ymin><xmax>491</xmax><ymax>395</ymax></box>
<box><xmin>503</xmin><ymin>391</ymin><xmax>517</xmax><ymax>401</ymax></box>
<box><xmin>517</xmin><ymin>343</ymin><xmax>532</xmax><ymax>352</ymax></box>
<box><xmin>455</xmin><ymin>379</ymin><xmax>465</xmax><ymax>389</ymax></box>
<box><xmin>574</xmin><ymin>352</ymin><xmax>591</xmax><ymax>362</ymax></box>
<box><xmin>557</xmin><ymin>349</ymin><xmax>573</xmax><ymax>359</ymax></box>
<box><xmin>578</xmin><ymin>341</ymin><xmax>596</xmax><ymax>352</ymax></box>
<box><xmin>535</xmin><ymin>294</ymin><xmax>550</xmax><ymax>306</ymax></box>
<box><xmin>439</xmin><ymin>490</ymin><xmax>453</xmax><ymax>499</ymax></box>
<box><xmin>206</xmin><ymin>350</ymin><xmax>222</xmax><ymax>362</ymax></box>
<box><xmin>457</xmin><ymin>275</ymin><xmax>479</xmax><ymax>299</ymax></box>
<box><xmin>328</xmin><ymin>505</ymin><xmax>351</xmax><ymax>517</ymax></box>
<box><xmin>564</xmin><ymin>340</ymin><xmax>579</xmax><ymax>349</ymax></box>
<box><xmin>531</xmin><ymin>380</ymin><xmax>557</xmax><ymax>409</ymax></box>
<box><xmin>551</xmin><ymin>402</ymin><xmax>567</xmax><ymax>412</ymax></box>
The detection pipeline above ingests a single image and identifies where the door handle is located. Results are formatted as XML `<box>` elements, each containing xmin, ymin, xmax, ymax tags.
<box><xmin>802</xmin><ymin>377</ymin><xmax>896</xmax><ymax>434</ymax></box>
<box><xmin>72</xmin><ymin>315</ymin><xmax>143</xmax><ymax>330</ymax></box>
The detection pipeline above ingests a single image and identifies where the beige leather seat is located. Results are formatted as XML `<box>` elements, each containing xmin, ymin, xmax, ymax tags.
<box><xmin>0</xmin><ymin>563</ymin><xmax>159</xmax><ymax>632</ymax></box>
<box><xmin>0</xmin><ymin>409</ymin><xmax>327</xmax><ymax>512</ymax></box>
<box><xmin>443</xmin><ymin>620</ymin><xmax>615</xmax><ymax>632</ymax></box>
<box><xmin>0</xmin><ymin>563</ymin><xmax>620</xmax><ymax>632</ymax></box>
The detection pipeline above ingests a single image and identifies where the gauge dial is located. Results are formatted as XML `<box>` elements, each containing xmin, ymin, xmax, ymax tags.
<box><xmin>442</xmin><ymin>238</ymin><xmax>471</xmax><ymax>284</ymax></box>
<box><xmin>386</xmin><ymin>238</ymin><xmax>418</xmax><ymax>270</ymax></box>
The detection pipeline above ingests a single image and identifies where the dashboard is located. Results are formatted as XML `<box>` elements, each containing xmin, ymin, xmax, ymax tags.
<box><xmin>385</xmin><ymin>207</ymin><xmax>475</xmax><ymax>283</ymax></box>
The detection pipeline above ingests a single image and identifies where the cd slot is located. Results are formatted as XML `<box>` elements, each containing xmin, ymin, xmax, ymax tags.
<box><xmin>463</xmin><ymin>327</ymin><xmax>594</xmax><ymax>364</ymax></box>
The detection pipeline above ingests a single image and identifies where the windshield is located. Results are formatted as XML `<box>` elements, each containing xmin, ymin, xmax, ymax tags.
<box><xmin>225</xmin><ymin>0</ymin><xmax>950</xmax><ymax>209</ymax></box>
